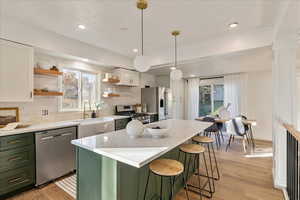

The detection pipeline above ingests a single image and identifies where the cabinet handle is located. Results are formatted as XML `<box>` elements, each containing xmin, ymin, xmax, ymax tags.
<box><xmin>8</xmin><ymin>156</ymin><xmax>23</xmax><ymax>162</ymax></box>
<box><xmin>8</xmin><ymin>177</ymin><xmax>29</xmax><ymax>185</ymax></box>
<box><xmin>8</xmin><ymin>177</ymin><xmax>23</xmax><ymax>184</ymax></box>
<box><xmin>61</xmin><ymin>133</ymin><xmax>73</xmax><ymax>137</ymax></box>
<box><xmin>8</xmin><ymin>140</ymin><xmax>22</xmax><ymax>145</ymax></box>
<box><xmin>30</xmin><ymin>91</ymin><xmax>33</xmax><ymax>98</ymax></box>
<box><xmin>41</xmin><ymin>136</ymin><xmax>54</xmax><ymax>141</ymax></box>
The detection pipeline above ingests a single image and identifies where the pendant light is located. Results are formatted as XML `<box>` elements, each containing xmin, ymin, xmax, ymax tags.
<box><xmin>134</xmin><ymin>0</ymin><xmax>152</xmax><ymax>72</ymax></box>
<box><xmin>170</xmin><ymin>30</ymin><xmax>183</xmax><ymax>80</ymax></box>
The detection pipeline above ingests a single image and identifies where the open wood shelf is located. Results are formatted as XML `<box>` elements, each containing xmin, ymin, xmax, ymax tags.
<box><xmin>34</xmin><ymin>91</ymin><xmax>63</xmax><ymax>96</ymax></box>
<box><xmin>34</xmin><ymin>68</ymin><xmax>63</xmax><ymax>76</ymax></box>
<box><xmin>102</xmin><ymin>78</ymin><xmax>120</xmax><ymax>84</ymax></box>
<box><xmin>102</xmin><ymin>93</ymin><xmax>120</xmax><ymax>98</ymax></box>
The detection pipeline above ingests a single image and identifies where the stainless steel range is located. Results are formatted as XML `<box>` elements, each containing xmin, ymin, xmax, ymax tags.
<box><xmin>115</xmin><ymin>105</ymin><xmax>150</xmax><ymax>124</ymax></box>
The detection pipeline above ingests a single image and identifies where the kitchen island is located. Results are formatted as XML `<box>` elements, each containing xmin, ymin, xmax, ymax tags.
<box><xmin>71</xmin><ymin>119</ymin><xmax>211</xmax><ymax>200</ymax></box>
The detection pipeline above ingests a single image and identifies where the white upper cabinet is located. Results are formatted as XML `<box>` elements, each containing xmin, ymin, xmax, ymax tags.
<box><xmin>114</xmin><ymin>68</ymin><xmax>140</xmax><ymax>87</ymax></box>
<box><xmin>0</xmin><ymin>39</ymin><xmax>34</xmax><ymax>102</ymax></box>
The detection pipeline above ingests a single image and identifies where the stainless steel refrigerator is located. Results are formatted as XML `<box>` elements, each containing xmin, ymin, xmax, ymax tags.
<box><xmin>141</xmin><ymin>87</ymin><xmax>172</xmax><ymax>120</ymax></box>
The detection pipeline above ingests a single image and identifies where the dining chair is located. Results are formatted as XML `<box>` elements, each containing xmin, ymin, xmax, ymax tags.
<box><xmin>240</xmin><ymin>115</ymin><xmax>256</xmax><ymax>150</ymax></box>
<box><xmin>225</xmin><ymin>117</ymin><xmax>248</xmax><ymax>152</ymax></box>
<box><xmin>218</xmin><ymin>106</ymin><xmax>231</xmax><ymax>119</ymax></box>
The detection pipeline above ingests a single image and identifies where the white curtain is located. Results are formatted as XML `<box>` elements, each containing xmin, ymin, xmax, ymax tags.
<box><xmin>224</xmin><ymin>73</ymin><xmax>248</xmax><ymax>117</ymax></box>
<box><xmin>170</xmin><ymin>79</ymin><xmax>185</xmax><ymax>119</ymax></box>
<box><xmin>184</xmin><ymin>78</ymin><xmax>200</xmax><ymax>120</ymax></box>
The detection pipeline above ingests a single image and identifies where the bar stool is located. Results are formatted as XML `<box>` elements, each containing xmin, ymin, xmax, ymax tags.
<box><xmin>201</xmin><ymin>117</ymin><xmax>223</xmax><ymax>149</ymax></box>
<box><xmin>178</xmin><ymin>144</ymin><xmax>212</xmax><ymax>199</ymax></box>
<box><xmin>143</xmin><ymin>159</ymin><xmax>190</xmax><ymax>200</ymax></box>
<box><xmin>192</xmin><ymin>136</ymin><xmax>220</xmax><ymax>194</ymax></box>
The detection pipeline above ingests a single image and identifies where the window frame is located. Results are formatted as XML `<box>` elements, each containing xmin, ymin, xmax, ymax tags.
<box><xmin>199</xmin><ymin>78</ymin><xmax>224</xmax><ymax>116</ymax></box>
<box><xmin>59</xmin><ymin>68</ymin><xmax>100</xmax><ymax>112</ymax></box>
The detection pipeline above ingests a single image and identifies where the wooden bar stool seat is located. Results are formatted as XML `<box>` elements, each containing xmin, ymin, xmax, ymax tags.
<box><xmin>179</xmin><ymin>144</ymin><xmax>205</xmax><ymax>154</ymax></box>
<box><xmin>144</xmin><ymin>159</ymin><xmax>190</xmax><ymax>200</ymax></box>
<box><xmin>149</xmin><ymin>159</ymin><xmax>184</xmax><ymax>177</ymax></box>
<box><xmin>193</xmin><ymin>136</ymin><xmax>214</xmax><ymax>143</ymax></box>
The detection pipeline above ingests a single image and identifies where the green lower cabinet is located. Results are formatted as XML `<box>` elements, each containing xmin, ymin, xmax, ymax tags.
<box><xmin>0</xmin><ymin>165</ymin><xmax>35</xmax><ymax>196</ymax></box>
<box><xmin>0</xmin><ymin>133</ymin><xmax>34</xmax><ymax>151</ymax></box>
<box><xmin>76</xmin><ymin>147</ymin><xmax>188</xmax><ymax>200</ymax></box>
<box><xmin>0</xmin><ymin>133</ymin><xmax>35</xmax><ymax>197</ymax></box>
<box><xmin>0</xmin><ymin>145</ymin><xmax>35</xmax><ymax>173</ymax></box>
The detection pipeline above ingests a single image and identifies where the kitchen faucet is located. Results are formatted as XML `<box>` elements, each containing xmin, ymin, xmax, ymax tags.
<box><xmin>83</xmin><ymin>101</ymin><xmax>90</xmax><ymax>119</ymax></box>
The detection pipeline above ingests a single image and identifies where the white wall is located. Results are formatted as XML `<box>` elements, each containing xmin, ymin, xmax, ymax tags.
<box><xmin>156</xmin><ymin>75</ymin><xmax>170</xmax><ymax>88</ymax></box>
<box><xmin>140</xmin><ymin>73</ymin><xmax>156</xmax><ymax>88</ymax></box>
<box><xmin>0</xmin><ymin>53</ymin><xmax>154</xmax><ymax>124</ymax></box>
<box><xmin>246</xmin><ymin>70</ymin><xmax>273</xmax><ymax>141</ymax></box>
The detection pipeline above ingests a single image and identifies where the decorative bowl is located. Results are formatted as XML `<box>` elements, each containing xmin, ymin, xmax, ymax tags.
<box><xmin>126</xmin><ymin>120</ymin><xmax>145</xmax><ymax>138</ymax></box>
<box><xmin>146</xmin><ymin>126</ymin><xmax>169</xmax><ymax>138</ymax></box>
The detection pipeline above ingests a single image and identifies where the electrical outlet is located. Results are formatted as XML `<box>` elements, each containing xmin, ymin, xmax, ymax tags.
<box><xmin>41</xmin><ymin>107</ymin><xmax>49</xmax><ymax>119</ymax></box>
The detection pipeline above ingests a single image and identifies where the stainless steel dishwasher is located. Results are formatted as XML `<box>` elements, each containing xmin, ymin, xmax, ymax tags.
<box><xmin>35</xmin><ymin>126</ymin><xmax>77</xmax><ymax>186</ymax></box>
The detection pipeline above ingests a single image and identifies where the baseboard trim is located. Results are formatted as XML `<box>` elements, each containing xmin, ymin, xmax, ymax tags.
<box><xmin>273</xmin><ymin>168</ymin><xmax>288</xmax><ymax>199</ymax></box>
<box><xmin>274</xmin><ymin>184</ymin><xmax>288</xmax><ymax>200</ymax></box>
<box><xmin>254</xmin><ymin>138</ymin><xmax>273</xmax><ymax>143</ymax></box>
<box><xmin>282</xmin><ymin>188</ymin><xmax>289</xmax><ymax>200</ymax></box>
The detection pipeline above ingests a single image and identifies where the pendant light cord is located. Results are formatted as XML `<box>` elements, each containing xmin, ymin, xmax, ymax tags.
<box><xmin>141</xmin><ymin>9</ymin><xmax>144</xmax><ymax>56</ymax></box>
<box><xmin>175</xmin><ymin>35</ymin><xmax>177</xmax><ymax>68</ymax></box>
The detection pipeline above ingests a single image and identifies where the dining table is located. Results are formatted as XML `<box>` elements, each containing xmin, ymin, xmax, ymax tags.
<box><xmin>195</xmin><ymin>117</ymin><xmax>257</xmax><ymax>149</ymax></box>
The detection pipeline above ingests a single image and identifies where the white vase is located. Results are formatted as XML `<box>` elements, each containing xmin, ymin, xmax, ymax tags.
<box><xmin>126</xmin><ymin>120</ymin><xmax>144</xmax><ymax>138</ymax></box>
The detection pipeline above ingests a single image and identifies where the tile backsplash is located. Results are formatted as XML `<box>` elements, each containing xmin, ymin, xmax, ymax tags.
<box><xmin>0</xmin><ymin>53</ymin><xmax>156</xmax><ymax>124</ymax></box>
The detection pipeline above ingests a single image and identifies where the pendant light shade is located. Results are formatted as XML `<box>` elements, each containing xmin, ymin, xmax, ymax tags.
<box><xmin>134</xmin><ymin>0</ymin><xmax>152</xmax><ymax>72</ymax></box>
<box><xmin>170</xmin><ymin>30</ymin><xmax>183</xmax><ymax>80</ymax></box>
<box><xmin>134</xmin><ymin>55</ymin><xmax>152</xmax><ymax>72</ymax></box>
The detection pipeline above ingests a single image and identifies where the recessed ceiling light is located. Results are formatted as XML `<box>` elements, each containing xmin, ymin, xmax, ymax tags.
<box><xmin>170</xmin><ymin>67</ymin><xmax>176</xmax><ymax>70</ymax></box>
<box><xmin>190</xmin><ymin>74</ymin><xmax>196</xmax><ymax>77</ymax></box>
<box><xmin>133</xmin><ymin>48</ymin><xmax>138</xmax><ymax>53</ymax></box>
<box><xmin>78</xmin><ymin>25</ymin><xmax>86</xmax><ymax>30</ymax></box>
<box><xmin>229</xmin><ymin>22</ymin><xmax>239</xmax><ymax>28</ymax></box>
<box><xmin>82</xmin><ymin>58</ymin><xmax>89</xmax><ymax>62</ymax></box>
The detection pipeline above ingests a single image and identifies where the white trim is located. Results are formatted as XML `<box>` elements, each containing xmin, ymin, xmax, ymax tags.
<box><xmin>273</xmin><ymin>168</ymin><xmax>289</xmax><ymax>200</ymax></box>
<box><xmin>281</xmin><ymin>188</ymin><xmax>290</xmax><ymax>200</ymax></box>
<box><xmin>199</xmin><ymin>78</ymin><xmax>224</xmax><ymax>116</ymax></box>
<box><xmin>274</xmin><ymin>185</ymin><xmax>289</xmax><ymax>200</ymax></box>
<box><xmin>282</xmin><ymin>188</ymin><xmax>289</xmax><ymax>200</ymax></box>
<box><xmin>59</xmin><ymin>68</ymin><xmax>100</xmax><ymax>112</ymax></box>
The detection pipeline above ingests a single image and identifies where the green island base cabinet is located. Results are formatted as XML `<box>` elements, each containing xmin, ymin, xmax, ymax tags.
<box><xmin>73</xmin><ymin>119</ymin><xmax>210</xmax><ymax>200</ymax></box>
<box><xmin>76</xmin><ymin>146</ymin><xmax>196</xmax><ymax>200</ymax></box>
<box><xmin>0</xmin><ymin>133</ymin><xmax>35</xmax><ymax>198</ymax></box>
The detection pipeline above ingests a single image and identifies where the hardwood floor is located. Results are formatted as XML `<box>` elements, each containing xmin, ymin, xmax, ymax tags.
<box><xmin>8</xmin><ymin>140</ymin><xmax>283</xmax><ymax>200</ymax></box>
<box><xmin>176</xmin><ymin>140</ymin><xmax>284</xmax><ymax>200</ymax></box>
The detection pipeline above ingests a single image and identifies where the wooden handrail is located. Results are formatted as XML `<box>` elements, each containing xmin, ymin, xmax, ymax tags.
<box><xmin>282</xmin><ymin>123</ymin><xmax>300</xmax><ymax>142</ymax></box>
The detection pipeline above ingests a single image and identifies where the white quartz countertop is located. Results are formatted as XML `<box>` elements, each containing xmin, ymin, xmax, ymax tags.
<box><xmin>0</xmin><ymin>115</ymin><xmax>130</xmax><ymax>137</ymax></box>
<box><xmin>0</xmin><ymin>121</ymin><xmax>80</xmax><ymax>137</ymax></box>
<box><xmin>71</xmin><ymin>119</ymin><xmax>212</xmax><ymax>168</ymax></box>
<box><xmin>104</xmin><ymin>115</ymin><xmax>130</xmax><ymax>120</ymax></box>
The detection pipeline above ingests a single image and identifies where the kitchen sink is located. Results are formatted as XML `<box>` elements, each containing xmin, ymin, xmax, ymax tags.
<box><xmin>75</xmin><ymin>117</ymin><xmax>115</xmax><ymax>138</ymax></box>
<box><xmin>73</xmin><ymin>117</ymin><xmax>114</xmax><ymax>125</ymax></box>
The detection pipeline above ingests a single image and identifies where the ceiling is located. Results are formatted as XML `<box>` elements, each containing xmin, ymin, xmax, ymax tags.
<box><xmin>1</xmin><ymin>0</ymin><xmax>280</xmax><ymax>58</ymax></box>
<box><xmin>148</xmin><ymin>46</ymin><xmax>273</xmax><ymax>77</ymax></box>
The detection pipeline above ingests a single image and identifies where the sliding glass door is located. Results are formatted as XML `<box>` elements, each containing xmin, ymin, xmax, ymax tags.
<box><xmin>199</xmin><ymin>85</ymin><xmax>212</xmax><ymax>116</ymax></box>
<box><xmin>199</xmin><ymin>78</ymin><xmax>224</xmax><ymax>116</ymax></box>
